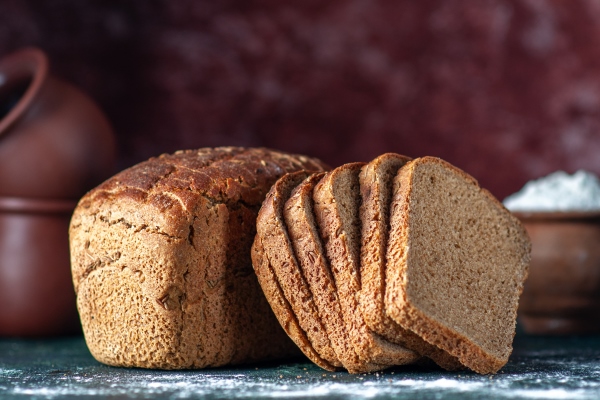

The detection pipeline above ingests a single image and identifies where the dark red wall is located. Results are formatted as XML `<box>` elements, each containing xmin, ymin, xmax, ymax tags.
<box><xmin>2</xmin><ymin>0</ymin><xmax>600</xmax><ymax>199</ymax></box>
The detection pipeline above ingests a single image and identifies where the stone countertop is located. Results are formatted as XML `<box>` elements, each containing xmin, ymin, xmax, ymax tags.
<box><xmin>1</xmin><ymin>332</ymin><xmax>599</xmax><ymax>399</ymax></box>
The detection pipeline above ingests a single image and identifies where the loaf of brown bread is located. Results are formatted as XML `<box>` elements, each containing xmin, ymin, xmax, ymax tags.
<box><xmin>385</xmin><ymin>157</ymin><xmax>530</xmax><ymax>374</ymax></box>
<box><xmin>70</xmin><ymin>147</ymin><xmax>328</xmax><ymax>369</ymax></box>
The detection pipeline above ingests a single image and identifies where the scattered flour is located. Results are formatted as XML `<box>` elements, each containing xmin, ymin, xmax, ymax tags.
<box><xmin>4</xmin><ymin>366</ymin><xmax>600</xmax><ymax>400</ymax></box>
<box><xmin>510</xmin><ymin>388</ymin><xmax>588</xmax><ymax>399</ymax></box>
<box><xmin>503</xmin><ymin>170</ymin><xmax>600</xmax><ymax>212</ymax></box>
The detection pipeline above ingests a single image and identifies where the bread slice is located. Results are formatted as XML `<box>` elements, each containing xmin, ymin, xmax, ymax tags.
<box><xmin>312</xmin><ymin>163</ymin><xmax>420</xmax><ymax>366</ymax></box>
<box><xmin>284</xmin><ymin>172</ymin><xmax>392</xmax><ymax>373</ymax></box>
<box><xmin>251</xmin><ymin>216</ymin><xmax>335</xmax><ymax>371</ymax></box>
<box><xmin>253</xmin><ymin>171</ymin><xmax>340</xmax><ymax>370</ymax></box>
<box><xmin>385</xmin><ymin>157</ymin><xmax>530</xmax><ymax>374</ymax></box>
<box><xmin>359</xmin><ymin>154</ymin><xmax>463</xmax><ymax>370</ymax></box>
<box><xmin>358</xmin><ymin>153</ymin><xmax>410</xmax><ymax>337</ymax></box>
<box><xmin>70</xmin><ymin>147</ymin><xmax>327</xmax><ymax>369</ymax></box>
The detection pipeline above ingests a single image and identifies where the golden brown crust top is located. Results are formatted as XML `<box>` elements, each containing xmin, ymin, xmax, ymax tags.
<box><xmin>80</xmin><ymin>147</ymin><xmax>328</xmax><ymax>212</ymax></box>
<box><xmin>72</xmin><ymin>147</ymin><xmax>329</xmax><ymax>290</ymax></box>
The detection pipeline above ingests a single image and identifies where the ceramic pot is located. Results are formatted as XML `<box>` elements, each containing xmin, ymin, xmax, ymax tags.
<box><xmin>0</xmin><ymin>47</ymin><xmax>116</xmax><ymax>198</ymax></box>
<box><xmin>0</xmin><ymin>197</ymin><xmax>80</xmax><ymax>336</ymax></box>
<box><xmin>516</xmin><ymin>211</ymin><xmax>600</xmax><ymax>335</ymax></box>
<box><xmin>0</xmin><ymin>47</ymin><xmax>116</xmax><ymax>336</ymax></box>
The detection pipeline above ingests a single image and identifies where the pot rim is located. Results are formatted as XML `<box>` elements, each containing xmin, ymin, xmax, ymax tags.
<box><xmin>513</xmin><ymin>210</ymin><xmax>600</xmax><ymax>221</ymax></box>
<box><xmin>0</xmin><ymin>196</ymin><xmax>77</xmax><ymax>214</ymax></box>
<box><xmin>0</xmin><ymin>47</ymin><xmax>48</xmax><ymax>136</ymax></box>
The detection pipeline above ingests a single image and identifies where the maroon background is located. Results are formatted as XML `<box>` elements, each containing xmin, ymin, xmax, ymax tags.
<box><xmin>2</xmin><ymin>0</ymin><xmax>600</xmax><ymax>200</ymax></box>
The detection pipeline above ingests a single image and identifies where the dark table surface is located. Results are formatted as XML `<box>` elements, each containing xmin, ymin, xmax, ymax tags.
<box><xmin>1</xmin><ymin>331</ymin><xmax>599</xmax><ymax>399</ymax></box>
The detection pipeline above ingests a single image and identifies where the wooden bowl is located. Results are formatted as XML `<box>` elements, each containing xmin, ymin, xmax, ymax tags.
<box><xmin>515</xmin><ymin>211</ymin><xmax>600</xmax><ymax>335</ymax></box>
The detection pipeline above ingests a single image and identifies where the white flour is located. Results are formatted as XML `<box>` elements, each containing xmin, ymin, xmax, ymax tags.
<box><xmin>503</xmin><ymin>170</ymin><xmax>600</xmax><ymax>212</ymax></box>
<box><xmin>4</xmin><ymin>369</ymin><xmax>595</xmax><ymax>400</ymax></box>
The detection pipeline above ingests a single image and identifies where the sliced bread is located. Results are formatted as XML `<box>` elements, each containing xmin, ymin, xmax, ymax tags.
<box><xmin>385</xmin><ymin>157</ymin><xmax>530</xmax><ymax>374</ymax></box>
<box><xmin>284</xmin><ymin>172</ymin><xmax>391</xmax><ymax>373</ymax></box>
<box><xmin>253</xmin><ymin>171</ymin><xmax>340</xmax><ymax>370</ymax></box>
<box><xmin>358</xmin><ymin>153</ymin><xmax>410</xmax><ymax>337</ymax></box>
<box><xmin>251</xmin><ymin>231</ymin><xmax>335</xmax><ymax>371</ymax></box>
<box><xmin>313</xmin><ymin>163</ymin><xmax>420</xmax><ymax>366</ymax></box>
<box><xmin>359</xmin><ymin>153</ymin><xmax>463</xmax><ymax>370</ymax></box>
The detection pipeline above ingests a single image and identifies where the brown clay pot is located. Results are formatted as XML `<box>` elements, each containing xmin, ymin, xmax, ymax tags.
<box><xmin>516</xmin><ymin>211</ymin><xmax>600</xmax><ymax>335</ymax></box>
<box><xmin>0</xmin><ymin>197</ymin><xmax>80</xmax><ymax>336</ymax></box>
<box><xmin>0</xmin><ymin>47</ymin><xmax>116</xmax><ymax>198</ymax></box>
<box><xmin>0</xmin><ymin>47</ymin><xmax>117</xmax><ymax>337</ymax></box>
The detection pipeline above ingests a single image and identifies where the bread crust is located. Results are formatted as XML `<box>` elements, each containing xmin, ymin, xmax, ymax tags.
<box><xmin>71</xmin><ymin>147</ymin><xmax>326</xmax><ymax>369</ymax></box>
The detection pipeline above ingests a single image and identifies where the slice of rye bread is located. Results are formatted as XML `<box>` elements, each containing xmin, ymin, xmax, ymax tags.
<box><xmin>284</xmin><ymin>172</ymin><xmax>396</xmax><ymax>373</ymax></box>
<box><xmin>312</xmin><ymin>162</ymin><xmax>420</xmax><ymax>366</ymax></box>
<box><xmin>359</xmin><ymin>153</ymin><xmax>463</xmax><ymax>371</ymax></box>
<box><xmin>70</xmin><ymin>147</ymin><xmax>326</xmax><ymax>369</ymax></box>
<box><xmin>253</xmin><ymin>171</ymin><xmax>341</xmax><ymax>370</ymax></box>
<box><xmin>385</xmin><ymin>157</ymin><xmax>531</xmax><ymax>374</ymax></box>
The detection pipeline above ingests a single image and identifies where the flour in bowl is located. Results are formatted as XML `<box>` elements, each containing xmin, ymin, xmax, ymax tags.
<box><xmin>503</xmin><ymin>170</ymin><xmax>600</xmax><ymax>212</ymax></box>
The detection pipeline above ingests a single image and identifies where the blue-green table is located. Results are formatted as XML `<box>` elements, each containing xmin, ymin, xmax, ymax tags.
<box><xmin>1</xmin><ymin>331</ymin><xmax>599</xmax><ymax>399</ymax></box>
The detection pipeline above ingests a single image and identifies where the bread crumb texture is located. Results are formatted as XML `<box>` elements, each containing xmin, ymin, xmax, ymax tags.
<box><xmin>70</xmin><ymin>147</ymin><xmax>326</xmax><ymax>369</ymax></box>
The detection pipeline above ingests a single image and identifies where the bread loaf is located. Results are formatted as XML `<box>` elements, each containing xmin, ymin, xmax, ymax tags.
<box><xmin>70</xmin><ymin>147</ymin><xmax>327</xmax><ymax>369</ymax></box>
